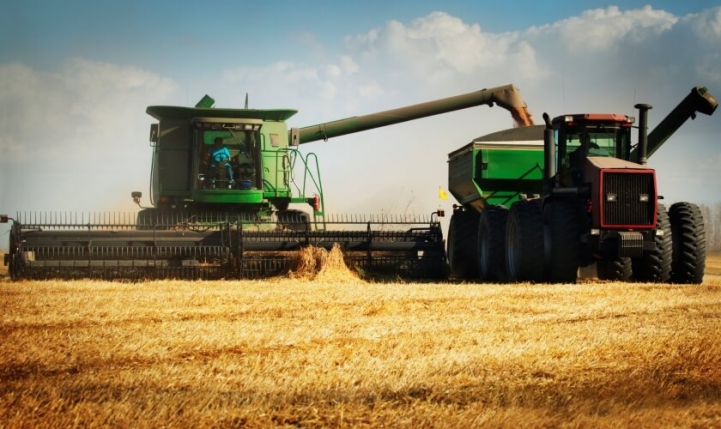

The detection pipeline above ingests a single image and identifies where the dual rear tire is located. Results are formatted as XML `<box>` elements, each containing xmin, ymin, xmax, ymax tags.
<box><xmin>505</xmin><ymin>200</ymin><xmax>544</xmax><ymax>282</ymax></box>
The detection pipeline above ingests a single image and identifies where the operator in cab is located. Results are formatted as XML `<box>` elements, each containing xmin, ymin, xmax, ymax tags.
<box><xmin>207</xmin><ymin>137</ymin><xmax>235</xmax><ymax>187</ymax></box>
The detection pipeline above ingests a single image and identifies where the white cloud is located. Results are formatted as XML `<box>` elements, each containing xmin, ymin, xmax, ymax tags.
<box><xmin>344</xmin><ymin>11</ymin><xmax>549</xmax><ymax>91</ymax></box>
<box><xmin>687</xmin><ymin>6</ymin><xmax>721</xmax><ymax>42</ymax></box>
<box><xmin>546</xmin><ymin>6</ymin><xmax>677</xmax><ymax>53</ymax></box>
<box><xmin>339</xmin><ymin>55</ymin><xmax>359</xmax><ymax>74</ymax></box>
<box><xmin>0</xmin><ymin>59</ymin><xmax>176</xmax><ymax>214</ymax></box>
<box><xmin>0</xmin><ymin>59</ymin><xmax>176</xmax><ymax>162</ymax></box>
<box><xmin>358</xmin><ymin>82</ymin><xmax>385</xmax><ymax>98</ymax></box>
<box><xmin>696</xmin><ymin>54</ymin><xmax>721</xmax><ymax>84</ymax></box>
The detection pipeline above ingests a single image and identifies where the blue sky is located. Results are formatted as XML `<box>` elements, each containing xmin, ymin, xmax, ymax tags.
<box><xmin>1</xmin><ymin>1</ymin><xmax>720</xmax><ymax>246</ymax></box>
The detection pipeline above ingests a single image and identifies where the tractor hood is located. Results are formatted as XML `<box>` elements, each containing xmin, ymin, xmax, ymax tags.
<box><xmin>584</xmin><ymin>156</ymin><xmax>657</xmax><ymax>230</ymax></box>
<box><xmin>585</xmin><ymin>156</ymin><xmax>654</xmax><ymax>172</ymax></box>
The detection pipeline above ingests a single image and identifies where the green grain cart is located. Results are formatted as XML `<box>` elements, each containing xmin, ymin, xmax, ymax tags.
<box><xmin>447</xmin><ymin>86</ymin><xmax>717</xmax><ymax>284</ymax></box>
<box><xmin>3</xmin><ymin>85</ymin><xmax>532</xmax><ymax>281</ymax></box>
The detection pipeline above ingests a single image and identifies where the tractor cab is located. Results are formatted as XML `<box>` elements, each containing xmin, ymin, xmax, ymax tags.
<box><xmin>552</xmin><ymin>114</ymin><xmax>635</xmax><ymax>186</ymax></box>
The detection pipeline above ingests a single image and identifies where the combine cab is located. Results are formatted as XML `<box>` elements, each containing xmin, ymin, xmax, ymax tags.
<box><xmin>3</xmin><ymin>85</ymin><xmax>533</xmax><ymax>280</ymax></box>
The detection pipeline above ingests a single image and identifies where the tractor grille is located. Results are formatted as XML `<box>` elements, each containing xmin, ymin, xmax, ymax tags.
<box><xmin>601</xmin><ymin>171</ymin><xmax>655</xmax><ymax>228</ymax></box>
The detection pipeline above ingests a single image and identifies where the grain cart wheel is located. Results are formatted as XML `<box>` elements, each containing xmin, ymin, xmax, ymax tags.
<box><xmin>597</xmin><ymin>257</ymin><xmax>632</xmax><ymax>281</ymax></box>
<box><xmin>448</xmin><ymin>210</ymin><xmax>480</xmax><ymax>279</ymax></box>
<box><xmin>506</xmin><ymin>200</ymin><xmax>544</xmax><ymax>282</ymax></box>
<box><xmin>669</xmin><ymin>202</ymin><xmax>706</xmax><ymax>284</ymax></box>
<box><xmin>478</xmin><ymin>205</ymin><xmax>508</xmax><ymax>281</ymax></box>
<box><xmin>544</xmin><ymin>200</ymin><xmax>580</xmax><ymax>283</ymax></box>
<box><xmin>633</xmin><ymin>204</ymin><xmax>672</xmax><ymax>283</ymax></box>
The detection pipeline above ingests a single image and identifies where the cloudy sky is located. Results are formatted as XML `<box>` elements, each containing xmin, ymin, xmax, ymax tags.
<box><xmin>1</xmin><ymin>1</ymin><xmax>720</xmax><ymax>245</ymax></box>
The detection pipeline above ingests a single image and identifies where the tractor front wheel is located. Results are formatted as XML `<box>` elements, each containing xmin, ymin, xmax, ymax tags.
<box><xmin>597</xmin><ymin>257</ymin><xmax>632</xmax><ymax>281</ymax></box>
<box><xmin>633</xmin><ymin>204</ymin><xmax>672</xmax><ymax>283</ymax></box>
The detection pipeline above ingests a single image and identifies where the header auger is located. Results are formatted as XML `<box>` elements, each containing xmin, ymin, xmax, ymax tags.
<box><xmin>2</xmin><ymin>85</ymin><xmax>533</xmax><ymax>281</ymax></box>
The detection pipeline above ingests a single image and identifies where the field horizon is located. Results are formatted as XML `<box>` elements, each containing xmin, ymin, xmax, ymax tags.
<box><xmin>1</xmin><ymin>252</ymin><xmax>720</xmax><ymax>427</ymax></box>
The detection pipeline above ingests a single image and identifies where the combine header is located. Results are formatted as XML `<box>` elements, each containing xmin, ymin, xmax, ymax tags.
<box><xmin>3</xmin><ymin>85</ymin><xmax>533</xmax><ymax>280</ymax></box>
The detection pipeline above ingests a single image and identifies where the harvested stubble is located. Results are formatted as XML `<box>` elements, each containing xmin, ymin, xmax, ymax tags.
<box><xmin>0</xmin><ymin>254</ymin><xmax>721</xmax><ymax>427</ymax></box>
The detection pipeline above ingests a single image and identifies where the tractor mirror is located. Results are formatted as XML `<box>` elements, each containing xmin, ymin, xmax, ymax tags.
<box><xmin>149</xmin><ymin>123</ymin><xmax>159</xmax><ymax>145</ymax></box>
<box><xmin>290</xmin><ymin>128</ymin><xmax>300</xmax><ymax>146</ymax></box>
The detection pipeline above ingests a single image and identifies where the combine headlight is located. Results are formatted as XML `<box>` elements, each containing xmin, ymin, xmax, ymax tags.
<box><xmin>639</xmin><ymin>194</ymin><xmax>649</xmax><ymax>202</ymax></box>
<box><xmin>606</xmin><ymin>193</ymin><xmax>617</xmax><ymax>202</ymax></box>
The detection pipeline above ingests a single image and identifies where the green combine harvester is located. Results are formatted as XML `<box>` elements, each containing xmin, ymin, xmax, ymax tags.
<box><xmin>446</xmin><ymin>86</ymin><xmax>717</xmax><ymax>284</ymax></box>
<box><xmin>2</xmin><ymin>85</ymin><xmax>533</xmax><ymax>281</ymax></box>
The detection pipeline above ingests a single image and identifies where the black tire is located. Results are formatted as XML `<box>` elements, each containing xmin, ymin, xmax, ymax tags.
<box><xmin>477</xmin><ymin>205</ymin><xmax>508</xmax><ymax>281</ymax></box>
<box><xmin>544</xmin><ymin>200</ymin><xmax>580</xmax><ymax>284</ymax></box>
<box><xmin>448</xmin><ymin>210</ymin><xmax>480</xmax><ymax>279</ymax></box>
<box><xmin>669</xmin><ymin>202</ymin><xmax>706</xmax><ymax>284</ymax></box>
<box><xmin>632</xmin><ymin>204</ymin><xmax>672</xmax><ymax>283</ymax></box>
<box><xmin>506</xmin><ymin>200</ymin><xmax>544</xmax><ymax>282</ymax></box>
<box><xmin>597</xmin><ymin>257</ymin><xmax>632</xmax><ymax>281</ymax></box>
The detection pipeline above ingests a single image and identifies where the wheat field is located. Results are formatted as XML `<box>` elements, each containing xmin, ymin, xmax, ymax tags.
<box><xmin>1</xmin><ymin>250</ymin><xmax>721</xmax><ymax>428</ymax></box>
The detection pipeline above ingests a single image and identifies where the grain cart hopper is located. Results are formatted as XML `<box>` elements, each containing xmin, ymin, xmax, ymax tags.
<box><xmin>447</xmin><ymin>86</ymin><xmax>717</xmax><ymax>284</ymax></box>
<box><xmin>2</xmin><ymin>85</ymin><xmax>533</xmax><ymax>281</ymax></box>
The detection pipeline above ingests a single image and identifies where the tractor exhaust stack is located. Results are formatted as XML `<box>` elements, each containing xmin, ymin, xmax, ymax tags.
<box><xmin>635</xmin><ymin>103</ymin><xmax>652</xmax><ymax>166</ymax></box>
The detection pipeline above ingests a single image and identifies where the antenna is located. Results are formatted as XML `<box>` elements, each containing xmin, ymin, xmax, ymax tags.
<box><xmin>561</xmin><ymin>69</ymin><xmax>565</xmax><ymax>112</ymax></box>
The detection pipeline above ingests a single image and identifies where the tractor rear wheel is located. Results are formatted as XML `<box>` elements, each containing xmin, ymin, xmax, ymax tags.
<box><xmin>477</xmin><ymin>205</ymin><xmax>508</xmax><ymax>281</ymax></box>
<box><xmin>633</xmin><ymin>204</ymin><xmax>672</xmax><ymax>283</ymax></box>
<box><xmin>597</xmin><ymin>257</ymin><xmax>632</xmax><ymax>281</ymax></box>
<box><xmin>545</xmin><ymin>200</ymin><xmax>580</xmax><ymax>284</ymax></box>
<box><xmin>669</xmin><ymin>202</ymin><xmax>706</xmax><ymax>284</ymax></box>
<box><xmin>506</xmin><ymin>200</ymin><xmax>544</xmax><ymax>282</ymax></box>
<box><xmin>448</xmin><ymin>210</ymin><xmax>480</xmax><ymax>279</ymax></box>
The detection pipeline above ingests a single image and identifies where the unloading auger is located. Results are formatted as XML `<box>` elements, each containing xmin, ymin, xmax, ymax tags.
<box><xmin>2</xmin><ymin>85</ymin><xmax>533</xmax><ymax>280</ymax></box>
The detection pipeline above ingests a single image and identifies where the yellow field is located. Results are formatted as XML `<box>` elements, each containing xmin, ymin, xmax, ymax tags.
<box><xmin>1</xmin><ymin>253</ymin><xmax>721</xmax><ymax>427</ymax></box>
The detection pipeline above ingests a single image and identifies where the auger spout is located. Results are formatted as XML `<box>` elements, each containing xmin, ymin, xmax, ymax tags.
<box><xmin>631</xmin><ymin>86</ymin><xmax>717</xmax><ymax>161</ymax></box>
<box><xmin>293</xmin><ymin>84</ymin><xmax>532</xmax><ymax>145</ymax></box>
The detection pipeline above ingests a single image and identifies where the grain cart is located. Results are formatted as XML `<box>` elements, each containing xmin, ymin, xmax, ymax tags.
<box><xmin>447</xmin><ymin>86</ymin><xmax>717</xmax><ymax>284</ymax></box>
<box><xmin>2</xmin><ymin>85</ymin><xmax>533</xmax><ymax>281</ymax></box>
